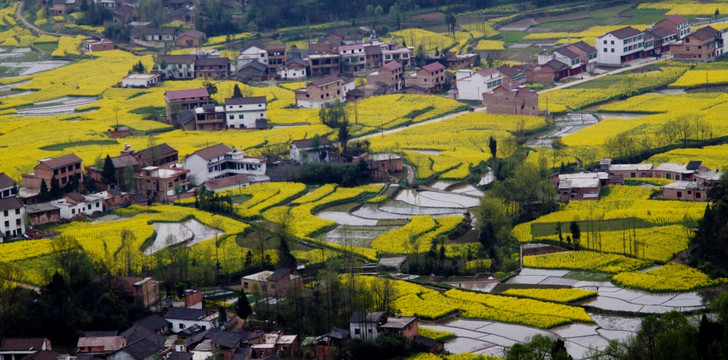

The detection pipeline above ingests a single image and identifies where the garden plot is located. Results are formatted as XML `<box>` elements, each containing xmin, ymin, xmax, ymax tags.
<box><xmin>395</xmin><ymin>189</ymin><xmax>480</xmax><ymax>208</ymax></box>
<box><xmin>316</xmin><ymin>225</ymin><xmax>397</xmax><ymax>247</ymax></box>
<box><xmin>144</xmin><ymin>219</ymin><xmax>223</xmax><ymax>255</ymax></box>
<box><xmin>17</xmin><ymin>96</ymin><xmax>98</xmax><ymax>115</ymax></box>
<box><xmin>507</xmin><ymin>268</ymin><xmax>707</xmax><ymax>314</ymax></box>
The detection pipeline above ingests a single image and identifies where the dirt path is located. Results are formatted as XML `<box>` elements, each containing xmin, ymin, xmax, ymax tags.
<box><xmin>16</xmin><ymin>0</ymin><xmax>69</xmax><ymax>37</ymax></box>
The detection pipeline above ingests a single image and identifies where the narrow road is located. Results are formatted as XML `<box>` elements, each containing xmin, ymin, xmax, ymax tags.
<box><xmin>15</xmin><ymin>0</ymin><xmax>41</xmax><ymax>36</ymax></box>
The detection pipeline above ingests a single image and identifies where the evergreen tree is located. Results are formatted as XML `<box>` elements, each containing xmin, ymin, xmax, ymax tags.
<box><xmin>278</xmin><ymin>237</ymin><xmax>296</xmax><ymax>270</ymax></box>
<box><xmin>235</xmin><ymin>289</ymin><xmax>253</xmax><ymax>321</ymax></box>
<box><xmin>244</xmin><ymin>250</ymin><xmax>252</xmax><ymax>270</ymax></box>
<box><xmin>50</xmin><ymin>176</ymin><xmax>61</xmax><ymax>198</ymax></box>
<box><xmin>488</xmin><ymin>136</ymin><xmax>497</xmax><ymax>160</ymax></box>
<box><xmin>570</xmin><ymin>221</ymin><xmax>581</xmax><ymax>247</ymax></box>
<box><xmin>232</xmin><ymin>84</ymin><xmax>243</xmax><ymax>98</ymax></box>
<box><xmin>102</xmin><ymin>155</ymin><xmax>116</xmax><ymax>185</ymax></box>
<box><xmin>39</xmin><ymin>179</ymin><xmax>50</xmax><ymax>201</ymax></box>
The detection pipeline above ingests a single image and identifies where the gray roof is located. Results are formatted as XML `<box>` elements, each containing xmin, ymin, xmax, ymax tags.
<box><xmin>380</xmin><ymin>316</ymin><xmax>417</xmax><ymax>329</ymax></box>
<box><xmin>0</xmin><ymin>197</ymin><xmax>23</xmax><ymax>211</ymax></box>
<box><xmin>291</xmin><ymin>137</ymin><xmax>330</xmax><ymax>149</ymax></box>
<box><xmin>165</xmin><ymin>307</ymin><xmax>207</xmax><ymax>321</ymax></box>
<box><xmin>196</xmin><ymin>57</ymin><xmax>229</xmax><ymax>66</ymax></box>
<box><xmin>157</xmin><ymin>55</ymin><xmax>196</xmax><ymax>65</ymax></box>
<box><xmin>168</xmin><ymin>353</ymin><xmax>193</xmax><ymax>360</ymax></box>
<box><xmin>690</xmin><ymin>26</ymin><xmax>720</xmax><ymax>41</ymax></box>
<box><xmin>225</xmin><ymin>96</ymin><xmax>266</xmax><ymax>106</ymax></box>
<box><xmin>554</xmin><ymin>46</ymin><xmax>579</xmax><ymax>59</ymax></box>
<box><xmin>0</xmin><ymin>173</ymin><xmax>17</xmax><ymax>189</ymax></box>
<box><xmin>205</xmin><ymin>329</ymin><xmax>248</xmax><ymax>349</ymax></box>
<box><xmin>240</xmin><ymin>60</ymin><xmax>267</xmax><ymax>72</ymax></box>
<box><xmin>138</xmin><ymin>143</ymin><xmax>177</xmax><ymax>160</ymax></box>
<box><xmin>25</xmin><ymin>202</ymin><xmax>59</xmax><ymax>214</ymax></box>
<box><xmin>268</xmin><ymin>268</ymin><xmax>290</xmax><ymax>282</ymax></box>
<box><xmin>349</xmin><ymin>311</ymin><xmax>385</xmax><ymax>324</ymax></box>
<box><xmin>134</xmin><ymin>315</ymin><xmax>170</xmax><ymax>332</ymax></box>
<box><xmin>120</xmin><ymin>325</ymin><xmax>165</xmax><ymax>348</ymax></box>
<box><xmin>114</xmin><ymin>338</ymin><xmax>162</xmax><ymax>360</ymax></box>
<box><xmin>111</xmin><ymin>155</ymin><xmax>138</xmax><ymax>169</ymax></box>
<box><xmin>607</xmin><ymin>27</ymin><xmax>642</xmax><ymax>39</ymax></box>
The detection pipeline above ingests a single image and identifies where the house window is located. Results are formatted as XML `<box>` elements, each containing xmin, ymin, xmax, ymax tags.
<box><xmin>179</xmin><ymin>323</ymin><xmax>185</xmax><ymax>329</ymax></box>
<box><xmin>16</xmin><ymin>219</ymin><xmax>21</xmax><ymax>225</ymax></box>
<box><xmin>611</xmin><ymin>49</ymin><xmax>615</xmax><ymax>53</ymax></box>
<box><xmin>666</xmin><ymin>174</ymin><xmax>671</xmax><ymax>179</ymax></box>
<box><xmin>697</xmin><ymin>192</ymin><xmax>702</xmax><ymax>199</ymax></box>
<box><xmin>244</xmin><ymin>282</ymin><xmax>249</xmax><ymax>289</ymax></box>
<box><xmin>3</xmin><ymin>221</ymin><xmax>8</xmax><ymax>227</ymax></box>
<box><xmin>677</xmin><ymin>191</ymin><xmax>682</xmax><ymax>198</ymax></box>
<box><xmin>229</xmin><ymin>115</ymin><xmax>234</xmax><ymax>120</ymax></box>
<box><xmin>631</xmin><ymin>173</ymin><xmax>636</xmax><ymax>178</ymax></box>
<box><xmin>15</xmin><ymin>209</ymin><xmax>20</xmax><ymax>215</ymax></box>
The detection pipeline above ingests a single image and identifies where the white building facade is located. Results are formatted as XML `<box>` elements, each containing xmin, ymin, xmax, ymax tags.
<box><xmin>596</xmin><ymin>27</ymin><xmax>645</xmax><ymax>65</ymax></box>
<box><xmin>0</xmin><ymin>197</ymin><xmax>26</xmax><ymax>241</ymax></box>
<box><xmin>456</xmin><ymin>69</ymin><xmax>503</xmax><ymax>101</ymax></box>
<box><xmin>224</xmin><ymin>96</ymin><xmax>267</xmax><ymax>129</ymax></box>
<box><xmin>184</xmin><ymin>143</ymin><xmax>267</xmax><ymax>185</ymax></box>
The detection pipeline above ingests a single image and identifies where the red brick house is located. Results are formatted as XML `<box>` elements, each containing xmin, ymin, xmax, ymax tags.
<box><xmin>194</xmin><ymin>57</ymin><xmax>230</xmax><ymax>79</ymax></box>
<box><xmin>661</xmin><ymin>181</ymin><xmax>707</xmax><ymax>201</ymax></box>
<box><xmin>672</xmin><ymin>26</ymin><xmax>725</xmax><ymax>62</ymax></box>
<box><xmin>21</xmin><ymin>154</ymin><xmax>83</xmax><ymax>190</ymax></box>
<box><xmin>405</xmin><ymin>62</ymin><xmax>446</xmax><ymax>93</ymax></box>
<box><xmin>165</xmin><ymin>88</ymin><xmax>211</xmax><ymax>124</ymax></box>
<box><xmin>483</xmin><ymin>81</ymin><xmax>539</xmax><ymax>116</ymax></box>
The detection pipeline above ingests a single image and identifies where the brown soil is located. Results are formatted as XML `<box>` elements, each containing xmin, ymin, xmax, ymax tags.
<box><xmin>522</xmin><ymin>245</ymin><xmax>568</xmax><ymax>256</ymax></box>
<box><xmin>410</xmin><ymin>12</ymin><xmax>445</xmax><ymax>21</ymax></box>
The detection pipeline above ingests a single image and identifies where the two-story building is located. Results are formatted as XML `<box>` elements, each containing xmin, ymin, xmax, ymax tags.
<box><xmin>655</xmin><ymin>14</ymin><xmax>690</xmax><ymax>39</ymax></box>
<box><xmin>309</xmin><ymin>52</ymin><xmax>341</xmax><ymax>77</ymax></box>
<box><xmin>131</xmin><ymin>27</ymin><xmax>178</xmax><ymax>48</ymax></box>
<box><xmin>193</xmin><ymin>104</ymin><xmax>226</xmax><ymax>131</ymax></box>
<box><xmin>596</xmin><ymin>26</ymin><xmax>645</xmax><ymax>65</ymax></box>
<box><xmin>289</xmin><ymin>137</ymin><xmax>331</xmax><ymax>164</ymax></box>
<box><xmin>224</xmin><ymin>96</ymin><xmax>267</xmax><ymax>129</ymax></box>
<box><xmin>241</xmin><ymin>268</ymin><xmax>303</xmax><ymax>298</ymax></box>
<box><xmin>50</xmin><ymin>192</ymin><xmax>104</xmax><ymax>219</ymax></box>
<box><xmin>22</xmin><ymin>153</ymin><xmax>83</xmax><ymax>190</ymax></box>
<box><xmin>0</xmin><ymin>173</ymin><xmax>18</xmax><ymax>199</ymax></box>
<box><xmin>0</xmin><ymin>197</ymin><xmax>25</xmax><ymax>241</ymax></box>
<box><xmin>194</xmin><ymin>57</ymin><xmax>230</xmax><ymax>79</ymax></box>
<box><xmin>265</xmin><ymin>44</ymin><xmax>286</xmax><ymax>76</ymax></box>
<box><xmin>349</xmin><ymin>312</ymin><xmax>418</xmax><ymax>340</ymax></box>
<box><xmin>136</xmin><ymin>165</ymin><xmax>190</xmax><ymax>203</ymax></box>
<box><xmin>661</xmin><ymin>181</ymin><xmax>708</xmax><ymax>201</ymax></box>
<box><xmin>156</xmin><ymin>55</ymin><xmax>197</xmax><ymax>80</ymax></box>
<box><xmin>365</xmin><ymin>61</ymin><xmax>403</xmax><ymax>93</ymax></box>
<box><xmin>183</xmin><ymin>143</ymin><xmax>267</xmax><ymax>185</ymax></box>
<box><xmin>176</xmin><ymin>30</ymin><xmax>206</xmax><ymax>47</ymax></box>
<box><xmin>456</xmin><ymin>68</ymin><xmax>503</xmax><ymax>101</ymax></box>
<box><xmin>405</xmin><ymin>62</ymin><xmax>446</xmax><ymax>94</ymax></box>
<box><xmin>165</xmin><ymin>307</ymin><xmax>219</xmax><ymax>334</ymax></box>
<box><xmin>237</xmin><ymin>42</ymin><xmax>268</xmax><ymax>69</ymax></box>
<box><xmin>132</xmin><ymin>143</ymin><xmax>179</xmax><ymax>168</ymax></box>
<box><xmin>82</xmin><ymin>35</ymin><xmax>115</xmax><ymax>52</ymax></box>
<box><xmin>339</xmin><ymin>44</ymin><xmax>366</xmax><ymax>73</ymax></box>
<box><xmin>496</xmin><ymin>65</ymin><xmax>527</xmax><ymax>83</ymax></box>
<box><xmin>295</xmin><ymin>76</ymin><xmax>349</xmax><ymax>108</ymax></box>
<box><xmin>672</xmin><ymin>26</ymin><xmax>725</xmax><ymax>62</ymax></box>
<box><xmin>165</xmin><ymin>88</ymin><xmax>210</xmax><ymax>124</ymax></box>
<box><xmin>482</xmin><ymin>82</ymin><xmax>539</xmax><ymax>116</ymax></box>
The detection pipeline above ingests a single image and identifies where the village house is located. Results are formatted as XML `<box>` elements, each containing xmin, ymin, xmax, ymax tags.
<box><xmin>224</xmin><ymin>96</ymin><xmax>268</xmax><ymax>129</ymax></box>
<box><xmin>76</xmin><ymin>336</ymin><xmax>126</xmax><ymax>355</ymax></box>
<box><xmin>94</xmin><ymin>276</ymin><xmax>161</xmax><ymax>308</ymax></box>
<box><xmin>241</xmin><ymin>268</ymin><xmax>303</xmax><ymax>298</ymax></box>
<box><xmin>643</xmin><ymin>26</ymin><xmax>677</xmax><ymax>57</ymax></box>
<box><xmin>364</xmin><ymin>45</ymin><xmax>383</xmax><ymax>69</ymax></box>
<box><xmin>233</xmin><ymin>60</ymin><xmax>268</xmax><ymax>82</ymax></box>
<box><xmin>113</xmin><ymin>5</ymin><xmax>139</xmax><ymax>23</ymax></box>
<box><xmin>135</xmin><ymin>165</ymin><xmax>190</xmax><ymax>203</ymax></box>
<box><xmin>289</xmin><ymin>137</ymin><xmax>331</xmax><ymax>164</ymax></box>
<box><xmin>237</xmin><ymin>43</ymin><xmax>268</xmax><ymax>69</ymax></box>
<box><xmin>556</xmin><ymin>172</ymin><xmax>609</xmax><ymax>202</ymax></box>
<box><xmin>50</xmin><ymin>0</ymin><xmax>75</xmax><ymax>15</ymax></box>
<box><xmin>0</xmin><ymin>338</ymin><xmax>52</xmax><ymax>360</ymax></box>
<box><xmin>432</xmin><ymin>51</ymin><xmax>477</xmax><ymax>69</ymax></box>
<box><xmin>165</xmin><ymin>307</ymin><xmax>219</xmax><ymax>333</ymax></box>
<box><xmin>107</xmin><ymin>339</ymin><xmax>163</xmax><ymax>360</ymax></box>
<box><xmin>309</xmin><ymin>52</ymin><xmax>342</xmax><ymax>77</ymax></box>
<box><xmin>339</xmin><ymin>44</ymin><xmax>366</xmax><ymax>73</ymax></box>
<box><xmin>652</xmin><ymin>161</ymin><xmax>705</xmax><ymax>181</ymax></box>
<box><xmin>415</xmin><ymin>336</ymin><xmax>445</xmax><ymax>354</ymax></box>
<box><xmin>277</xmin><ymin>57</ymin><xmax>308</xmax><ymax>80</ymax></box>
<box><xmin>294</xmin><ymin>76</ymin><xmax>352</xmax><ymax>108</ymax></box>
<box><xmin>156</xmin><ymin>55</ymin><xmax>197</xmax><ymax>80</ymax></box>
<box><xmin>456</xmin><ymin>68</ymin><xmax>503</xmax><ymax>100</ymax></box>
<box><xmin>0</xmin><ymin>173</ymin><xmax>17</xmax><ymax>199</ymax></box>
<box><xmin>108</xmin><ymin>126</ymin><xmax>131</xmax><ymax>138</ymax></box>
<box><xmin>189</xmin><ymin>329</ymin><xmax>248</xmax><ymax>360</ymax></box>
<box><xmin>131</xmin><ymin>28</ymin><xmax>178</xmax><ymax>48</ymax></box>
<box><xmin>562</xmin><ymin>41</ymin><xmax>598</xmax><ymax>72</ymax></box>
<box><xmin>527</xmin><ymin>59</ymin><xmax>569</xmax><ymax>82</ymax></box>
<box><xmin>596</xmin><ymin>26</ymin><xmax>645</xmax><ymax>65</ymax></box>
<box><xmin>365</xmin><ymin>61</ymin><xmax>404</xmax><ymax>93</ymax></box>
<box><xmin>176</xmin><ymin>30</ymin><xmax>206</xmax><ymax>47</ymax></box>
<box><xmin>482</xmin><ymin>81</ymin><xmax>539</xmax><ymax>116</ymax></box>
<box><xmin>405</xmin><ymin>62</ymin><xmax>446</xmax><ymax>94</ymax></box>
<box><xmin>84</xmin><ymin>151</ymin><xmax>140</xmax><ymax>191</ymax></box>
<box><xmin>194</xmin><ymin>57</ymin><xmax>230</xmax><ymax>79</ymax></box>
<box><xmin>21</xmin><ymin>153</ymin><xmax>83</xmax><ymax>190</ymax></box>
<box><xmin>131</xmin><ymin>143</ymin><xmax>179</xmax><ymax>168</ymax></box>
<box><xmin>183</xmin><ymin>143</ymin><xmax>268</xmax><ymax>185</ymax></box>
<box><xmin>348</xmin><ymin>312</ymin><xmax>417</xmax><ymax>340</ymax></box>
<box><xmin>250</xmin><ymin>332</ymin><xmax>298</xmax><ymax>358</ymax></box>
<box><xmin>97</xmin><ymin>189</ymin><xmax>130</xmax><ymax>210</ymax></box>
<box><xmin>695</xmin><ymin>169</ymin><xmax>723</xmax><ymax>186</ymax></box>
<box><xmin>672</xmin><ymin>26</ymin><xmax>726</xmax><ymax>62</ymax></box>
<box><xmin>0</xmin><ymin>197</ymin><xmax>26</xmax><ymax>241</ymax></box>
<box><xmin>50</xmin><ymin>192</ymin><xmax>104</xmax><ymax>219</ymax></box>
<box><xmin>368</xmin><ymin>153</ymin><xmax>404</xmax><ymax>179</ymax></box>
<box><xmin>193</xmin><ymin>104</ymin><xmax>226</xmax><ymax>131</ymax></box>
<box><xmin>82</xmin><ymin>35</ymin><xmax>115</xmax><ymax>52</ymax></box>
<box><xmin>378</xmin><ymin>315</ymin><xmax>419</xmax><ymax>339</ymax></box>
<box><xmin>607</xmin><ymin>163</ymin><xmax>654</xmax><ymax>181</ymax></box>
<box><xmin>165</xmin><ymin>88</ymin><xmax>210</xmax><ymax>125</ymax></box>
<box><xmin>25</xmin><ymin>203</ymin><xmax>61</xmax><ymax>226</ymax></box>
<box><xmin>655</xmin><ymin>14</ymin><xmax>691</xmax><ymax>39</ymax></box>
<box><xmin>497</xmin><ymin>65</ymin><xmax>527</xmax><ymax>83</ymax></box>
<box><xmin>265</xmin><ymin>44</ymin><xmax>287</xmax><ymax>76</ymax></box>
<box><xmin>120</xmin><ymin>73</ymin><xmax>161</xmax><ymax>88</ymax></box>
<box><xmin>302</xmin><ymin>328</ymin><xmax>350</xmax><ymax>360</ymax></box>
<box><xmin>661</xmin><ymin>181</ymin><xmax>708</xmax><ymax>201</ymax></box>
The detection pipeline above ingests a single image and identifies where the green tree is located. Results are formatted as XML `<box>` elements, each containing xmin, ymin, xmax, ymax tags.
<box><xmin>489</xmin><ymin>136</ymin><xmax>497</xmax><ymax>160</ymax></box>
<box><xmin>278</xmin><ymin>237</ymin><xmax>296</xmax><ymax>270</ymax></box>
<box><xmin>203</xmin><ymin>79</ymin><xmax>218</xmax><ymax>96</ymax></box>
<box><xmin>50</xmin><ymin>176</ymin><xmax>61</xmax><ymax>198</ymax></box>
<box><xmin>235</xmin><ymin>289</ymin><xmax>253</xmax><ymax>321</ymax></box>
<box><xmin>690</xmin><ymin>172</ymin><xmax>728</xmax><ymax>276</ymax></box>
<box><xmin>232</xmin><ymin>84</ymin><xmax>243</xmax><ymax>98</ymax></box>
<box><xmin>39</xmin><ymin>179</ymin><xmax>50</xmax><ymax>201</ymax></box>
<box><xmin>102</xmin><ymin>154</ymin><xmax>116</xmax><ymax>185</ymax></box>
<box><xmin>570</xmin><ymin>221</ymin><xmax>581</xmax><ymax>247</ymax></box>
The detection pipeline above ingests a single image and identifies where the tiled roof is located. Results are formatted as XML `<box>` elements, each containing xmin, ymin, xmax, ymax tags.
<box><xmin>310</xmin><ymin>75</ymin><xmax>343</xmax><ymax>87</ymax></box>
<box><xmin>190</xmin><ymin>143</ymin><xmax>231</xmax><ymax>160</ymax></box>
<box><xmin>647</xmin><ymin>26</ymin><xmax>676</xmax><ymax>39</ymax></box>
<box><xmin>0</xmin><ymin>197</ymin><xmax>24</xmax><ymax>211</ymax></box>
<box><xmin>165</xmin><ymin>88</ymin><xmax>210</xmax><ymax>100</ymax></box>
<box><xmin>607</xmin><ymin>26</ymin><xmax>643</xmax><ymax>39</ymax></box>
<box><xmin>421</xmin><ymin>62</ymin><xmax>445</xmax><ymax>73</ymax></box>
<box><xmin>690</xmin><ymin>26</ymin><xmax>721</xmax><ymax>41</ymax></box>
<box><xmin>291</xmin><ymin>137</ymin><xmax>330</xmax><ymax>149</ymax></box>
<box><xmin>111</xmin><ymin>155</ymin><xmax>138</xmax><ymax>169</ymax></box>
<box><xmin>349</xmin><ymin>311</ymin><xmax>385</xmax><ymax>323</ymax></box>
<box><xmin>382</xmin><ymin>61</ymin><xmax>402</xmax><ymax>71</ymax></box>
<box><xmin>554</xmin><ymin>46</ymin><xmax>579</xmax><ymax>59</ymax></box>
<box><xmin>0</xmin><ymin>172</ymin><xmax>17</xmax><ymax>188</ymax></box>
<box><xmin>476</xmin><ymin>68</ymin><xmax>499</xmax><ymax>77</ymax></box>
<box><xmin>157</xmin><ymin>55</ymin><xmax>196</xmax><ymax>64</ymax></box>
<box><xmin>0</xmin><ymin>338</ymin><xmax>49</xmax><ymax>352</ymax></box>
<box><xmin>663</xmin><ymin>14</ymin><xmax>688</xmax><ymax>25</ymax></box>
<box><xmin>133</xmin><ymin>314</ymin><xmax>171</xmax><ymax>332</ymax></box>
<box><xmin>138</xmin><ymin>143</ymin><xmax>178</xmax><ymax>160</ymax></box>
<box><xmin>39</xmin><ymin>153</ymin><xmax>82</xmax><ymax>169</ymax></box>
<box><xmin>20</xmin><ymin>351</ymin><xmax>63</xmax><ymax>360</ymax></box>
<box><xmin>195</xmin><ymin>57</ymin><xmax>229</xmax><ymax>66</ymax></box>
<box><xmin>225</xmin><ymin>96</ymin><xmax>267</xmax><ymax>106</ymax></box>
<box><xmin>497</xmin><ymin>65</ymin><xmax>522</xmax><ymax>78</ymax></box>
<box><xmin>178</xmin><ymin>30</ymin><xmax>205</xmax><ymax>39</ymax></box>
<box><xmin>115</xmin><ymin>338</ymin><xmax>162</xmax><ymax>360</ymax></box>
<box><xmin>77</xmin><ymin>336</ymin><xmax>126</xmax><ymax>351</ymax></box>
<box><xmin>569</xmin><ymin>41</ymin><xmax>597</xmax><ymax>54</ymax></box>
<box><xmin>165</xmin><ymin>307</ymin><xmax>207</xmax><ymax>321</ymax></box>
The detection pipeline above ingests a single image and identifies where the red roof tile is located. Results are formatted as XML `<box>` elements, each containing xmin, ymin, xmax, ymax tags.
<box><xmin>165</xmin><ymin>88</ymin><xmax>209</xmax><ymax>100</ymax></box>
<box><xmin>422</xmin><ymin>62</ymin><xmax>445</xmax><ymax>73</ymax></box>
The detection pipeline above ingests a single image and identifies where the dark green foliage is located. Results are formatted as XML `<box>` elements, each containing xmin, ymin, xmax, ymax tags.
<box><xmin>278</xmin><ymin>238</ymin><xmax>296</xmax><ymax>270</ymax></box>
<box><xmin>294</xmin><ymin>161</ymin><xmax>370</xmax><ymax>186</ymax></box>
<box><xmin>690</xmin><ymin>172</ymin><xmax>728</xmax><ymax>276</ymax></box>
<box><xmin>489</xmin><ymin>136</ymin><xmax>497</xmax><ymax>160</ymax></box>
<box><xmin>232</xmin><ymin>84</ymin><xmax>243</xmax><ymax>98</ymax></box>
<box><xmin>50</xmin><ymin>176</ymin><xmax>61</xmax><ymax>198</ymax></box>
<box><xmin>235</xmin><ymin>289</ymin><xmax>253</xmax><ymax>320</ymax></box>
<box><xmin>131</xmin><ymin>61</ymin><xmax>146</xmax><ymax>74</ymax></box>
<box><xmin>570</xmin><ymin>221</ymin><xmax>581</xmax><ymax>245</ymax></box>
<box><xmin>102</xmin><ymin>154</ymin><xmax>116</xmax><ymax>185</ymax></box>
<box><xmin>103</xmin><ymin>23</ymin><xmax>131</xmax><ymax>43</ymax></box>
<box><xmin>39</xmin><ymin>179</ymin><xmax>50</xmax><ymax>201</ymax></box>
<box><xmin>347</xmin><ymin>335</ymin><xmax>413</xmax><ymax>360</ymax></box>
<box><xmin>506</xmin><ymin>334</ymin><xmax>570</xmax><ymax>360</ymax></box>
<box><xmin>203</xmin><ymin>79</ymin><xmax>218</xmax><ymax>96</ymax></box>
<box><xmin>194</xmin><ymin>186</ymin><xmax>234</xmax><ymax>215</ymax></box>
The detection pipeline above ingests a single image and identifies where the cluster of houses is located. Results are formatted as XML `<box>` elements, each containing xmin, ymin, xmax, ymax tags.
<box><xmin>162</xmin><ymin>88</ymin><xmax>269</xmax><ymax>131</ymax></box>
<box><xmin>554</xmin><ymin>159</ymin><xmax>722</xmax><ymax>202</ymax></box>
<box><xmin>0</xmin><ymin>269</ymin><xmax>441</xmax><ymax>360</ymax></box>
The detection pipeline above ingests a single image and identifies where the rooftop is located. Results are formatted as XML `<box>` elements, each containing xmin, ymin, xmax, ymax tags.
<box><xmin>0</xmin><ymin>172</ymin><xmax>16</xmax><ymax>188</ymax></box>
<box><xmin>225</xmin><ymin>96</ymin><xmax>267</xmax><ymax>106</ymax></box>
<box><xmin>421</xmin><ymin>62</ymin><xmax>445</xmax><ymax>73</ymax></box>
<box><xmin>165</xmin><ymin>88</ymin><xmax>210</xmax><ymax>100</ymax></box>
<box><xmin>190</xmin><ymin>143</ymin><xmax>231</xmax><ymax>160</ymax></box>
<box><xmin>165</xmin><ymin>307</ymin><xmax>208</xmax><ymax>321</ymax></box>
<box><xmin>38</xmin><ymin>153</ymin><xmax>82</xmax><ymax>169</ymax></box>
<box><xmin>380</xmin><ymin>316</ymin><xmax>417</xmax><ymax>329</ymax></box>
<box><xmin>607</xmin><ymin>26</ymin><xmax>643</xmax><ymax>39</ymax></box>
<box><xmin>77</xmin><ymin>336</ymin><xmax>126</xmax><ymax>351</ymax></box>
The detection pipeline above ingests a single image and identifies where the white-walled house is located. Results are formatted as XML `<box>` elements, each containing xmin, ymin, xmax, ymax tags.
<box><xmin>289</xmin><ymin>137</ymin><xmax>331</xmax><ymax>164</ymax></box>
<box><xmin>183</xmin><ymin>143</ymin><xmax>267</xmax><ymax>185</ymax></box>
<box><xmin>156</xmin><ymin>55</ymin><xmax>196</xmax><ymax>80</ymax></box>
<box><xmin>165</xmin><ymin>307</ymin><xmax>219</xmax><ymax>333</ymax></box>
<box><xmin>596</xmin><ymin>27</ymin><xmax>645</xmax><ymax>65</ymax></box>
<box><xmin>349</xmin><ymin>311</ymin><xmax>386</xmax><ymax>340</ymax></box>
<box><xmin>0</xmin><ymin>197</ymin><xmax>26</xmax><ymax>241</ymax></box>
<box><xmin>224</xmin><ymin>96</ymin><xmax>268</xmax><ymax>129</ymax></box>
<box><xmin>237</xmin><ymin>43</ymin><xmax>267</xmax><ymax>70</ymax></box>
<box><xmin>51</xmin><ymin>192</ymin><xmax>104</xmax><ymax>219</ymax></box>
<box><xmin>456</xmin><ymin>68</ymin><xmax>503</xmax><ymax>101</ymax></box>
